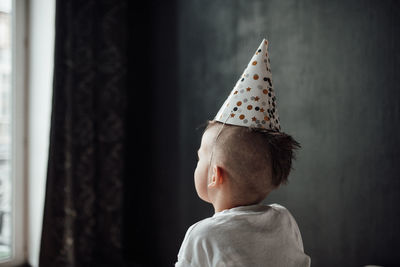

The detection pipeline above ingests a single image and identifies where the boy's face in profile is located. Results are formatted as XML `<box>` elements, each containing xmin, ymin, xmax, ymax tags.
<box><xmin>194</xmin><ymin>125</ymin><xmax>219</xmax><ymax>203</ymax></box>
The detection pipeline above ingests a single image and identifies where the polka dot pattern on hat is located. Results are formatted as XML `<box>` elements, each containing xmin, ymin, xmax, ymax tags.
<box><xmin>214</xmin><ymin>38</ymin><xmax>281</xmax><ymax>132</ymax></box>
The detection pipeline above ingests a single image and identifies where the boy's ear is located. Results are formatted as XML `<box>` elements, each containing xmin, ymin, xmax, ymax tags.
<box><xmin>208</xmin><ymin>165</ymin><xmax>224</xmax><ymax>188</ymax></box>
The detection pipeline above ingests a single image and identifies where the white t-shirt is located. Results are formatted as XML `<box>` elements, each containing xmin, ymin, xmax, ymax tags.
<box><xmin>175</xmin><ymin>203</ymin><xmax>311</xmax><ymax>267</ymax></box>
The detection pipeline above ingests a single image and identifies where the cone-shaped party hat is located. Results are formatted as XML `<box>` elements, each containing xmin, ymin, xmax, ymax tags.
<box><xmin>215</xmin><ymin>39</ymin><xmax>281</xmax><ymax>132</ymax></box>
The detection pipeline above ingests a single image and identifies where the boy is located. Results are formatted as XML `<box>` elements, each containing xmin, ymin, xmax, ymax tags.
<box><xmin>175</xmin><ymin>39</ymin><xmax>311</xmax><ymax>266</ymax></box>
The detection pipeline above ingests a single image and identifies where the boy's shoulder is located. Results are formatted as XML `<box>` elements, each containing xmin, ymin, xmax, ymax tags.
<box><xmin>177</xmin><ymin>203</ymin><xmax>308</xmax><ymax>266</ymax></box>
<box><xmin>182</xmin><ymin>214</ymin><xmax>220</xmax><ymax>242</ymax></box>
<box><xmin>186</xmin><ymin>203</ymin><xmax>293</xmax><ymax>240</ymax></box>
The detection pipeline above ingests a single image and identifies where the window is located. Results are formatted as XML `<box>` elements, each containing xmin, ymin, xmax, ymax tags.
<box><xmin>0</xmin><ymin>0</ymin><xmax>26</xmax><ymax>265</ymax></box>
<box><xmin>0</xmin><ymin>0</ymin><xmax>13</xmax><ymax>261</ymax></box>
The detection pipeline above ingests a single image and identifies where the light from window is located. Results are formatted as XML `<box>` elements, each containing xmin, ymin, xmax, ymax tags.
<box><xmin>0</xmin><ymin>0</ymin><xmax>12</xmax><ymax>261</ymax></box>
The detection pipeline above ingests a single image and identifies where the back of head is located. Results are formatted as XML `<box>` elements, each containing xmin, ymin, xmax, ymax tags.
<box><xmin>206</xmin><ymin>120</ymin><xmax>301</xmax><ymax>205</ymax></box>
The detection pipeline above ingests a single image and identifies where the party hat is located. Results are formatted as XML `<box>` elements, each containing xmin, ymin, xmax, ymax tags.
<box><xmin>215</xmin><ymin>39</ymin><xmax>281</xmax><ymax>132</ymax></box>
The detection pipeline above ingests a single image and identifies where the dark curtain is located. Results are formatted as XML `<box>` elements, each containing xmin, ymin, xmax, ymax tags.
<box><xmin>39</xmin><ymin>0</ymin><xmax>180</xmax><ymax>266</ymax></box>
<box><xmin>39</xmin><ymin>0</ymin><xmax>128</xmax><ymax>266</ymax></box>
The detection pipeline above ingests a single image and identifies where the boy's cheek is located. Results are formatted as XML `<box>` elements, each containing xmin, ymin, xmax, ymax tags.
<box><xmin>193</xmin><ymin>162</ymin><xmax>210</xmax><ymax>201</ymax></box>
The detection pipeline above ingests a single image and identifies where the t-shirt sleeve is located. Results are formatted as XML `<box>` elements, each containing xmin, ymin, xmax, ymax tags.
<box><xmin>270</xmin><ymin>203</ymin><xmax>305</xmax><ymax>251</ymax></box>
<box><xmin>175</xmin><ymin>220</ymin><xmax>222</xmax><ymax>267</ymax></box>
<box><xmin>175</xmin><ymin>222</ymin><xmax>207</xmax><ymax>267</ymax></box>
<box><xmin>175</xmin><ymin>257</ymin><xmax>195</xmax><ymax>267</ymax></box>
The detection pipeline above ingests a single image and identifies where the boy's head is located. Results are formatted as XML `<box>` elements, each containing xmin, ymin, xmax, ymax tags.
<box><xmin>196</xmin><ymin>39</ymin><xmax>298</xmax><ymax>211</ymax></box>
<box><xmin>195</xmin><ymin>120</ymin><xmax>300</xmax><ymax>208</ymax></box>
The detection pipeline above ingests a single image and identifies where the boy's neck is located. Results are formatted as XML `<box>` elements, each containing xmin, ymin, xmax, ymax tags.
<box><xmin>211</xmin><ymin>194</ymin><xmax>234</xmax><ymax>213</ymax></box>
<box><xmin>212</xmin><ymin>195</ymin><xmax>243</xmax><ymax>213</ymax></box>
<box><xmin>213</xmin><ymin>203</ymin><xmax>235</xmax><ymax>213</ymax></box>
<box><xmin>212</xmin><ymin>197</ymin><xmax>263</xmax><ymax>213</ymax></box>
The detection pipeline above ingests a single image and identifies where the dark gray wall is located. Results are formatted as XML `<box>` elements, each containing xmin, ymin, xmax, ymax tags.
<box><xmin>178</xmin><ymin>0</ymin><xmax>400</xmax><ymax>266</ymax></box>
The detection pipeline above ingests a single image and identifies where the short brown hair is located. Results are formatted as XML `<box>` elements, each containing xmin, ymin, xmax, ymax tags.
<box><xmin>205</xmin><ymin>120</ymin><xmax>301</xmax><ymax>203</ymax></box>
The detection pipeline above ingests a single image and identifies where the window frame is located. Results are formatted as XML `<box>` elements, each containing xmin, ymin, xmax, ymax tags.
<box><xmin>0</xmin><ymin>0</ymin><xmax>28</xmax><ymax>266</ymax></box>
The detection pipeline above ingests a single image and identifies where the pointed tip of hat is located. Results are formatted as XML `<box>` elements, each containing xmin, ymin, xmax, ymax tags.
<box><xmin>213</xmin><ymin>38</ymin><xmax>282</xmax><ymax>132</ymax></box>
